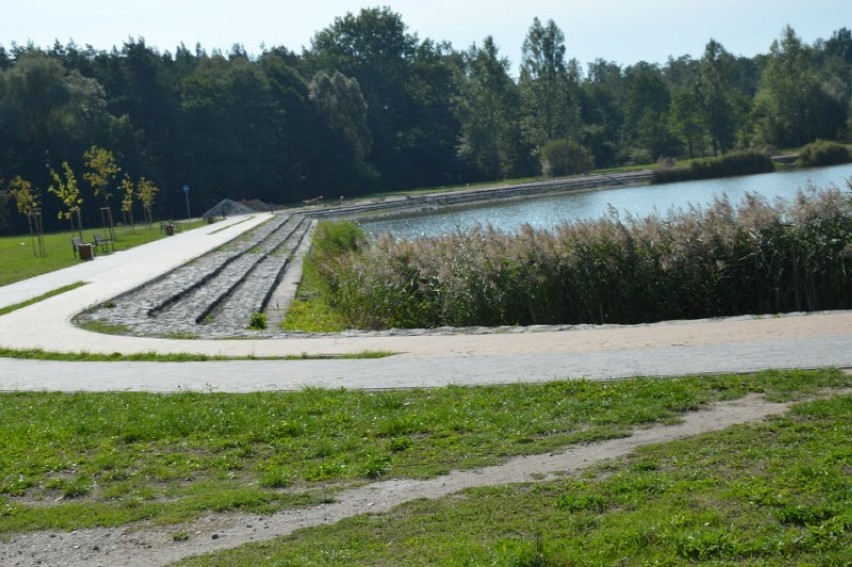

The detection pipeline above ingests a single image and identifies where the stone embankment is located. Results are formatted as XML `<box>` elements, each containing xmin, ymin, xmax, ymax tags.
<box><xmin>307</xmin><ymin>170</ymin><xmax>654</xmax><ymax>220</ymax></box>
<box><xmin>76</xmin><ymin>214</ymin><xmax>315</xmax><ymax>339</ymax></box>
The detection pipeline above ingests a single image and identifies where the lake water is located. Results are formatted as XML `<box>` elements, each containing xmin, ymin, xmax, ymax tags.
<box><xmin>362</xmin><ymin>163</ymin><xmax>852</xmax><ymax>239</ymax></box>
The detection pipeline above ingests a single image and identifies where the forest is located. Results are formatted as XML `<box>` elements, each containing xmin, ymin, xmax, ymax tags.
<box><xmin>0</xmin><ymin>7</ymin><xmax>850</xmax><ymax>234</ymax></box>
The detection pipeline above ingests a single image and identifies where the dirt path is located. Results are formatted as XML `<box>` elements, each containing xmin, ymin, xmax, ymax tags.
<box><xmin>3</xmin><ymin>391</ymin><xmax>839</xmax><ymax>567</ymax></box>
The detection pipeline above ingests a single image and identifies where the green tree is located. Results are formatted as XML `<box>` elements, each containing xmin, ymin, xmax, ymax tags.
<box><xmin>540</xmin><ymin>139</ymin><xmax>594</xmax><ymax>176</ymax></box>
<box><xmin>83</xmin><ymin>145</ymin><xmax>120</xmax><ymax>205</ymax></box>
<box><xmin>7</xmin><ymin>175</ymin><xmax>45</xmax><ymax>255</ymax></box>
<box><xmin>8</xmin><ymin>175</ymin><xmax>39</xmax><ymax>217</ymax></box>
<box><xmin>309</xmin><ymin>71</ymin><xmax>372</xmax><ymax>161</ymax></box>
<box><xmin>309</xmin><ymin>7</ymin><xmax>418</xmax><ymax>189</ymax></box>
<box><xmin>669</xmin><ymin>86</ymin><xmax>704</xmax><ymax>158</ymax></box>
<box><xmin>518</xmin><ymin>18</ymin><xmax>581</xmax><ymax>153</ymax></box>
<box><xmin>698</xmin><ymin>40</ymin><xmax>738</xmax><ymax>155</ymax></box>
<box><xmin>119</xmin><ymin>173</ymin><xmax>135</xmax><ymax>230</ymax></box>
<box><xmin>48</xmin><ymin>161</ymin><xmax>83</xmax><ymax>238</ymax></box>
<box><xmin>580</xmin><ymin>59</ymin><xmax>626</xmax><ymax>168</ymax></box>
<box><xmin>0</xmin><ymin>51</ymin><xmax>111</xmax><ymax>191</ymax></box>
<box><xmin>178</xmin><ymin>55</ymin><xmax>283</xmax><ymax>205</ymax></box>
<box><xmin>456</xmin><ymin>37</ymin><xmax>527</xmax><ymax>179</ymax></box>
<box><xmin>623</xmin><ymin>62</ymin><xmax>678</xmax><ymax>161</ymax></box>
<box><xmin>136</xmin><ymin>176</ymin><xmax>158</xmax><ymax>227</ymax></box>
<box><xmin>755</xmin><ymin>26</ymin><xmax>843</xmax><ymax>146</ymax></box>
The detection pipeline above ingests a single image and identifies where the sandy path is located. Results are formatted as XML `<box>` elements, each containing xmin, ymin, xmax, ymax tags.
<box><xmin>2</xmin><ymin>391</ymin><xmax>841</xmax><ymax>567</ymax></box>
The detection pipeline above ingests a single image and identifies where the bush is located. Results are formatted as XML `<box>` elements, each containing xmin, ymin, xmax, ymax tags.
<box><xmin>653</xmin><ymin>151</ymin><xmax>774</xmax><ymax>184</ymax></box>
<box><xmin>540</xmin><ymin>139</ymin><xmax>594</xmax><ymax>177</ymax></box>
<box><xmin>797</xmin><ymin>140</ymin><xmax>851</xmax><ymax>167</ymax></box>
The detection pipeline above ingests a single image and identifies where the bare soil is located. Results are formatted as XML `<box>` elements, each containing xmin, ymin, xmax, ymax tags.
<box><xmin>3</xmin><ymin>390</ymin><xmax>845</xmax><ymax>567</ymax></box>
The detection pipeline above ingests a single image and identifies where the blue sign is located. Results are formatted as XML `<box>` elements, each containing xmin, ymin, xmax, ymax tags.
<box><xmin>182</xmin><ymin>184</ymin><xmax>190</xmax><ymax>194</ymax></box>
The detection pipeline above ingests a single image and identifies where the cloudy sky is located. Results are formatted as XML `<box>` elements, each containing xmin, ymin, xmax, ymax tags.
<box><xmin>3</xmin><ymin>1</ymin><xmax>848</xmax><ymax>73</ymax></box>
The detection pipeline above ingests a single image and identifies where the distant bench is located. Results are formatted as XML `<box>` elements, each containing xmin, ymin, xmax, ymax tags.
<box><xmin>71</xmin><ymin>237</ymin><xmax>93</xmax><ymax>260</ymax></box>
<box><xmin>160</xmin><ymin>221</ymin><xmax>183</xmax><ymax>236</ymax></box>
<box><xmin>93</xmin><ymin>233</ymin><xmax>114</xmax><ymax>254</ymax></box>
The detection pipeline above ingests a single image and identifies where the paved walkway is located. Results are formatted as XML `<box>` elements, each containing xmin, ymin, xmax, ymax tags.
<box><xmin>1</xmin><ymin>214</ymin><xmax>850</xmax><ymax>392</ymax></box>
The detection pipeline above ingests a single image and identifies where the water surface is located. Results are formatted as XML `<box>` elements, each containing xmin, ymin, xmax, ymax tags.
<box><xmin>362</xmin><ymin>163</ymin><xmax>852</xmax><ymax>239</ymax></box>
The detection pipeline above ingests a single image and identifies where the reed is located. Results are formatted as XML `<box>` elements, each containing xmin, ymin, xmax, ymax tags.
<box><xmin>317</xmin><ymin>185</ymin><xmax>852</xmax><ymax>329</ymax></box>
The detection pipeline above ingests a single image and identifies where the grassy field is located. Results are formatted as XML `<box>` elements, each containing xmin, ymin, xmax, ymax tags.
<box><xmin>0</xmin><ymin>221</ymin><xmax>205</xmax><ymax>286</ymax></box>
<box><xmin>0</xmin><ymin>369</ymin><xmax>848</xmax><ymax>541</ymax></box>
<box><xmin>180</xmin><ymin>388</ymin><xmax>851</xmax><ymax>566</ymax></box>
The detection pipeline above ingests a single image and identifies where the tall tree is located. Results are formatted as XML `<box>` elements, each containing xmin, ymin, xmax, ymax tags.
<box><xmin>308</xmin><ymin>70</ymin><xmax>377</xmax><ymax>195</ymax></box>
<box><xmin>668</xmin><ymin>86</ymin><xmax>704</xmax><ymax>158</ymax></box>
<box><xmin>754</xmin><ymin>26</ymin><xmax>842</xmax><ymax>146</ymax></box>
<box><xmin>518</xmin><ymin>18</ymin><xmax>581</xmax><ymax>153</ymax></box>
<box><xmin>623</xmin><ymin>62</ymin><xmax>678</xmax><ymax>160</ymax></box>
<box><xmin>308</xmin><ymin>7</ymin><xmax>418</xmax><ymax>188</ymax></box>
<box><xmin>698</xmin><ymin>40</ymin><xmax>738</xmax><ymax>155</ymax></box>
<box><xmin>580</xmin><ymin>59</ymin><xmax>625</xmax><ymax>167</ymax></box>
<box><xmin>456</xmin><ymin>37</ymin><xmax>527</xmax><ymax>179</ymax></box>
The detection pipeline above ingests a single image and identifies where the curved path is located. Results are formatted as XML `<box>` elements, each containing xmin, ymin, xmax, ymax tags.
<box><xmin>1</xmin><ymin>213</ymin><xmax>850</xmax><ymax>392</ymax></box>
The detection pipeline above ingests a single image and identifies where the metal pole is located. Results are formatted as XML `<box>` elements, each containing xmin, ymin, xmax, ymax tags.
<box><xmin>183</xmin><ymin>185</ymin><xmax>191</xmax><ymax>220</ymax></box>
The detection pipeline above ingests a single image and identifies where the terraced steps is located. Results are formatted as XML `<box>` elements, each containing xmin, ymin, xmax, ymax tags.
<box><xmin>76</xmin><ymin>214</ymin><xmax>315</xmax><ymax>338</ymax></box>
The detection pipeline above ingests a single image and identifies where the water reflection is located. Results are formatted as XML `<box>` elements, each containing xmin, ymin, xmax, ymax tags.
<box><xmin>363</xmin><ymin>163</ymin><xmax>852</xmax><ymax>239</ymax></box>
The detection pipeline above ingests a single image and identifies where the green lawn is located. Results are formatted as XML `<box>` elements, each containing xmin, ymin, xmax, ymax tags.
<box><xmin>0</xmin><ymin>221</ymin><xmax>205</xmax><ymax>286</ymax></box>
<box><xmin>0</xmin><ymin>369</ymin><xmax>848</xmax><ymax>540</ymax></box>
<box><xmin>181</xmin><ymin>389</ymin><xmax>850</xmax><ymax>566</ymax></box>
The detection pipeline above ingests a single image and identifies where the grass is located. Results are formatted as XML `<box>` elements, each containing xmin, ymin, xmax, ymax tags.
<box><xmin>0</xmin><ymin>369</ymin><xmax>848</xmax><ymax>535</ymax></box>
<box><xmin>0</xmin><ymin>281</ymin><xmax>87</xmax><ymax>316</ymax></box>
<box><xmin>0</xmin><ymin>221</ymin><xmax>206</xmax><ymax>287</ymax></box>
<box><xmin>179</xmin><ymin>388</ymin><xmax>851</xmax><ymax>566</ymax></box>
<box><xmin>0</xmin><ymin>347</ymin><xmax>394</xmax><ymax>362</ymax></box>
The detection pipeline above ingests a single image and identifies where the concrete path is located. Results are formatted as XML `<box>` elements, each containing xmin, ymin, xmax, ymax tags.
<box><xmin>1</xmin><ymin>213</ymin><xmax>850</xmax><ymax>392</ymax></box>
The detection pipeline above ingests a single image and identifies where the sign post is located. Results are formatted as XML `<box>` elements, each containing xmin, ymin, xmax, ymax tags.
<box><xmin>182</xmin><ymin>184</ymin><xmax>191</xmax><ymax>220</ymax></box>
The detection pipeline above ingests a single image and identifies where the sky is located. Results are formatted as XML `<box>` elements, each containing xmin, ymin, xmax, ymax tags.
<box><xmin>2</xmin><ymin>1</ymin><xmax>848</xmax><ymax>74</ymax></box>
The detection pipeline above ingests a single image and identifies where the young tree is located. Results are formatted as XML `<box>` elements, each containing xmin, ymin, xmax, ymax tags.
<box><xmin>119</xmin><ymin>173</ymin><xmax>135</xmax><ymax>231</ymax></box>
<box><xmin>48</xmin><ymin>161</ymin><xmax>83</xmax><ymax>239</ymax></box>
<box><xmin>7</xmin><ymin>175</ymin><xmax>44</xmax><ymax>255</ymax></box>
<box><xmin>83</xmin><ymin>145</ymin><xmax>120</xmax><ymax>205</ymax></box>
<box><xmin>136</xmin><ymin>176</ymin><xmax>158</xmax><ymax>227</ymax></box>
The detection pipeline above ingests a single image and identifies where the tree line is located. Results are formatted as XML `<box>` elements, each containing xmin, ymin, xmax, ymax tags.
<box><xmin>1</xmin><ymin>7</ymin><xmax>850</xmax><ymax>234</ymax></box>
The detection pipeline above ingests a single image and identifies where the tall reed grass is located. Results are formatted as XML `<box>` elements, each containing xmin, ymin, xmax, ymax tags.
<box><xmin>317</xmin><ymin>184</ymin><xmax>852</xmax><ymax>329</ymax></box>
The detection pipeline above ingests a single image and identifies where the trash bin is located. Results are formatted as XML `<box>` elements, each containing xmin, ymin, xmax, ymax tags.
<box><xmin>78</xmin><ymin>243</ymin><xmax>94</xmax><ymax>260</ymax></box>
<box><xmin>165</xmin><ymin>224</ymin><xmax>175</xmax><ymax>236</ymax></box>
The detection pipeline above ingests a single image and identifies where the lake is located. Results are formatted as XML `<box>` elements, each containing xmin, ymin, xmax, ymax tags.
<box><xmin>362</xmin><ymin>163</ymin><xmax>852</xmax><ymax>239</ymax></box>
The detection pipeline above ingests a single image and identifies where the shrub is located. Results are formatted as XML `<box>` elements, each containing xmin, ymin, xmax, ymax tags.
<box><xmin>797</xmin><ymin>140</ymin><xmax>851</xmax><ymax>167</ymax></box>
<box><xmin>653</xmin><ymin>151</ymin><xmax>775</xmax><ymax>184</ymax></box>
<box><xmin>540</xmin><ymin>139</ymin><xmax>594</xmax><ymax>177</ymax></box>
